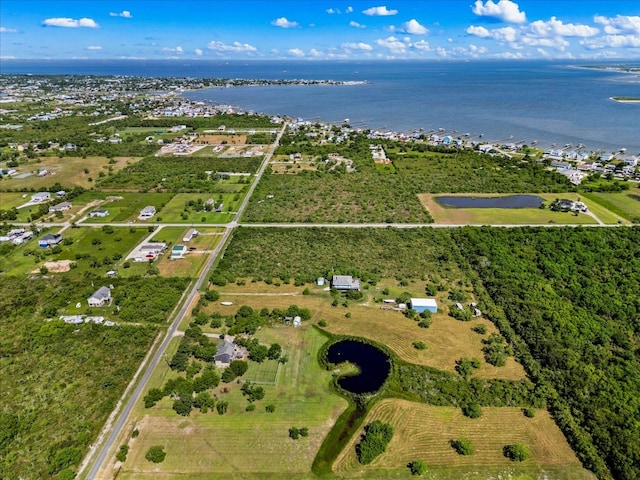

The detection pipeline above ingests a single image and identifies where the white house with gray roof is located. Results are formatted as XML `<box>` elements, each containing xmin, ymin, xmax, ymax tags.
<box><xmin>88</xmin><ymin>286</ymin><xmax>112</xmax><ymax>307</ymax></box>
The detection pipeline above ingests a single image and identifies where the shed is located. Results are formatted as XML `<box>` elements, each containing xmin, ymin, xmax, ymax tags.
<box><xmin>316</xmin><ymin>277</ymin><xmax>325</xmax><ymax>286</ymax></box>
<box><xmin>293</xmin><ymin>316</ymin><xmax>302</xmax><ymax>327</ymax></box>
<box><xmin>182</xmin><ymin>228</ymin><xmax>198</xmax><ymax>243</ymax></box>
<box><xmin>138</xmin><ymin>205</ymin><xmax>156</xmax><ymax>219</ymax></box>
<box><xmin>409</xmin><ymin>298</ymin><xmax>438</xmax><ymax>314</ymax></box>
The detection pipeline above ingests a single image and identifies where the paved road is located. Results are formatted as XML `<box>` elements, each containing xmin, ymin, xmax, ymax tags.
<box><xmin>82</xmin><ymin>122</ymin><xmax>287</xmax><ymax>480</ymax></box>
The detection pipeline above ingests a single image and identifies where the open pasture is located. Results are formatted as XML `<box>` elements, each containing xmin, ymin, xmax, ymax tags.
<box><xmin>2</xmin><ymin>156</ymin><xmax>135</xmax><ymax>190</ymax></box>
<box><xmin>157</xmin><ymin>192</ymin><xmax>242</xmax><ymax>224</ymax></box>
<box><xmin>583</xmin><ymin>191</ymin><xmax>640</xmax><ymax>222</ymax></box>
<box><xmin>333</xmin><ymin>399</ymin><xmax>590</xmax><ymax>479</ymax></box>
<box><xmin>418</xmin><ymin>193</ymin><xmax>603</xmax><ymax>225</ymax></box>
<box><xmin>116</xmin><ymin>326</ymin><xmax>347</xmax><ymax>480</ymax></box>
<box><xmin>75</xmin><ymin>192</ymin><xmax>175</xmax><ymax>223</ymax></box>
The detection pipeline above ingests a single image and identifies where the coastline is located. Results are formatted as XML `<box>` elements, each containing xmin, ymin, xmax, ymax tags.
<box><xmin>610</xmin><ymin>97</ymin><xmax>640</xmax><ymax>103</ymax></box>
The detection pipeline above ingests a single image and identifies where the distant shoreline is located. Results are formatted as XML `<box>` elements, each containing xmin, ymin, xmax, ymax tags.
<box><xmin>610</xmin><ymin>97</ymin><xmax>640</xmax><ymax>103</ymax></box>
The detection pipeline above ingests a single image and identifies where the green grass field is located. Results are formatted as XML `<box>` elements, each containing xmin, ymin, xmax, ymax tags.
<box><xmin>0</xmin><ymin>191</ymin><xmax>30</xmax><ymax>210</ymax></box>
<box><xmin>333</xmin><ymin>399</ymin><xmax>593</xmax><ymax>480</ymax></box>
<box><xmin>116</xmin><ymin>326</ymin><xmax>348</xmax><ymax>480</ymax></box>
<box><xmin>157</xmin><ymin>192</ymin><xmax>241</xmax><ymax>224</ymax></box>
<box><xmin>74</xmin><ymin>192</ymin><xmax>175</xmax><ymax>223</ymax></box>
<box><xmin>583</xmin><ymin>191</ymin><xmax>640</xmax><ymax>222</ymax></box>
<box><xmin>1</xmin><ymin>156</ymin><xmax>136</xmax><ymax>190</ymax></box>
<box><xmin>0</xmin><ymin>225</ymin><xmax>151</xmax><ymax>277</ymax></box>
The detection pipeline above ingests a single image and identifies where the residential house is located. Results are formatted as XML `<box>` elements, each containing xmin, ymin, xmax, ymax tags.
<box><xmin>88</xmin><ymin>286</ymin><xmax>112</xmax><ymax>307</ymax></box>
<box><xmin>39</xmin><ymin>233</ymin><xmax>62</xmax><ymax>248</ymax></box>
<box><xmin>138</xmin><ymin>205</ymin><xmax>156</xmax><ymax>219</ymax></box>
<box><xmin>214</xmin><ymin>341</ymin><xmax>242</xmax><ymax>365</ymax></box>
<box><xmin>170</xmin><ymin>245</ymin><xmax>186</xmax><ymax>259</ymax></box>
<box><xmin>48</xmin><ymin>201</ymin><xmax>72</xmax><ymax>213</ymax></box>
<box><xmin>331</xmin><ymin>275</ymin><xmax>360</xmax><ymax>291</ymax></box>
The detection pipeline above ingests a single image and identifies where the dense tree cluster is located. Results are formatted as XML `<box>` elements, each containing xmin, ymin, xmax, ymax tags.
<box><xmin>456</xmin><ymin>227</ymin><xmax>640</xmax><ymax>479</ymax></box>
<box><xmin>356</xmin><ymin>420</ymin><xmax>394</xmax><ymax>465</ymax></box>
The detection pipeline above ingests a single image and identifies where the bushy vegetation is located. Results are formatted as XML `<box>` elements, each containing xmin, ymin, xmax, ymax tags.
<box><xmin>0</xmin><ymin>276</ymin><xmax>158</xmax><ymax>479</ymax></box>
<box><xmin>145</xmin><ymin>445</ymin><xmax>166</xmax><ymax>463</ymax></box>
<box><xmin>244</xmin><ymin>135</ymin><xmax>572</xmax><ymax>223</ymax></box>
<box><xmin>408</xmin><ymin>460</ymin><xmax>428</xmax><ymax>475</ymax></box>
<box><xmin>451</xmin><ymin>438</ymin><xmax>474</xmax><ymax>455</ymax></box>
<box><xmin>356</xmin><ymin>420</ymin><xmax>394</xmax><ymax>465</ymax></box>
<box><xmin>456</xmin><ymin>226</ymin><xmax>640</xmax><ymax>480</ymax></box>
<box><xmin>98</xmin><ymin>156</ymin><xmax>260</xmax><ymax>191</ymax></box>
<box><xmin>213</xmin><ymin>227</ymin><xmax>463</xmax><ymax>285</ymax></box>
<box><xmin>503</xmin><ymin>443</ymin><xmax>530</xmax><ymax>462</ymax></box>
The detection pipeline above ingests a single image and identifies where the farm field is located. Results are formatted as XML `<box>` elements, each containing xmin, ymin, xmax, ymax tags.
<box><xmin>0</xmin><ymin>191</ymin><xmax>30</xmax><ymax>209</ymax></box>
<box><xmin>0</xmin><ymin>156</ymin><xmax>136</xmax><ymax>190</ymax></box>
<box><xmin>418</xmin><ymin>193</ymin><xmax>608</xmax><ymax>225</ymax></box>
<box><xmin>333</xmin><ymin>399</ymin><xmax>592</xmax><ymax>480</ymax></box>
<box><xmin>583</xmin><ymin>190</ymin><xmax>640</xmax><ymax>222</ymax></box>
<box><xmin>113</xmin><ymin>326</ymin><xmax>348</xmax><ymax>480</ymax></box>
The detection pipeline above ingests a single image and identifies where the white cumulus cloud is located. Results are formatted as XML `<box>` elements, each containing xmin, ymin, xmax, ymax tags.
<box><xmin>350</xmin><ymin>20</ymin><xmax>365</xmax><ymax>29</ymax></box>
<box><xmin>375</xmin><ymin>35</ymin><xmax>407</xmax><ymax>54</ymax></box>
<box><xmin>413</xmin><ymin>40</ymin><xmax>431</xmax><ymax>51</ymax></box>
<box><xmin>194</xmin><ymin>48</ymin><xmax>203</xmax><ymax>56</ymax></box>
<box><xmin>363</xmin><ymin>6</ymin><xmax>398</xmax><ymax>16</ymax></box>
<box><xmin>466</xmin><ymin>25</ymin><xmax>517</xmax><ymax>42</ymax></box>
<box><xmin>288</xmin><ymin>48</ymin><xmax>305</xmax><ymax>57</ymax></box>
<box><xmin>42</xmin><ymin>17</ymin><xmax>99</xmax><ymax>28</ymax></box>
<box><xmin>346</xmin><ymin>6</ymin><xmax>354</xmax><ymax>13</ymax></box>
<box><xmin>207</xmin><ymin>41</ymin><xmax>257</xmax><ymax>52</ymax></box>
<box><xmin>529</xmin><ymin>17</ymin><xmax>598</xmax><ymax>38</ymax></box>
<box><xmin>402</xmin><ymin>19</ymin><xmax>428</xmax><ymax>35</ymax></box>
<box><xmin>86</xmin><ymin>45</ymin><xmax>102</xmax><ymax>50</ymax></box>
<box><xmin>272</xmin><ymin>17</ymin><xmax>299</xmax><ymax>28</ymax></box>
<box><xmin>471</xmin><ymin>0</ymin><xmax>526</xmax><ymax>23</ymax></box>
<box><xmin>594</xmin><ymin>15</ymin><xmax>640</xmax><ymax>35</ymax></box>
<box><xmin>342</xmin><ymin>42</ymin><xmax>373</xmax><ymax>51</ymax></box>
<box><xmin>109</xmin><ymin>10</ymin><xmax>132</xmax><ymax>18</ymax></box>
<box><xmin>0</xmin><ymin>27</ymin><xmax>17</xmax><ymax>33</ymax></box>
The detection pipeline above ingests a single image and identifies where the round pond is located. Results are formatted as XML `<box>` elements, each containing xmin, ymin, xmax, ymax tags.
<box><xmin>435</xmin><ymin>195</ymin><xmax>545</xmax><ymax>209</ymax></box>
<box><xmin>326</xmin><ymin>340</ymin><xmax>391</xmax><ymax>394</ymax></box>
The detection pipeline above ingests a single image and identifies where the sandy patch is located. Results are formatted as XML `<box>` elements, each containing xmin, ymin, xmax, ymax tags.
<box><xmin>32</xmin><ymin>259</ymin><xmax>74</xmax><ymax>273</ymax></box>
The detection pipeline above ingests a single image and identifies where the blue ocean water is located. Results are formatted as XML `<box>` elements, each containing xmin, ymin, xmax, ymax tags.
<box><xmin>2</xmin><ymin>59</ymin><xmax>639</xmax><ymax>153</ymax></box>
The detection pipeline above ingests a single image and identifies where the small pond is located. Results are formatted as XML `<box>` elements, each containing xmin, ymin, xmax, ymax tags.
<box><xmin>326</xmin><ymin>340</ymin><xmax>391</xmax><ymax>394</ymax></box>
<box><xmin>435</xmin><ymin>195</ymin><xmax>545</xmax><ymax>209</ymax></box>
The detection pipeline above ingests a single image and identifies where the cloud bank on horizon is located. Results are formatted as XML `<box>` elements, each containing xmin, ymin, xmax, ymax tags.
<box><xmin>1</xmin><ymin>0</ymin><xmax>639</xmax><ymax>60</ymax></box>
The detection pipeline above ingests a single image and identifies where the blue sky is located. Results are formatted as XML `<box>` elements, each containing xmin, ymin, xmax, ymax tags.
<box><xmin>1</xmin><ymin>1</ymin><xmax>639</xmax><ymax>60</ymax></box>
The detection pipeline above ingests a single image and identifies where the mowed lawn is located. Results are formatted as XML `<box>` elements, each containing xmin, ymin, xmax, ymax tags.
<box><xmin>418</xmin><ymin>193</ymin><xmax>605</xmax><ymax>225</ymax></box>
<box><xmin>333</xmin><ymin>399</ymin><xmax>592</xmax><ymax>480</ymax></box>
<box><xmin>583</xmin><ymin>191</ymin><xmax>640</xmax><ymax>223</ymax></box>
<box><xmin>118</xmin><ymin>326</ymin><xmax>348</xmax><ymax>480</ymax></box>
<box><xmin>2</xmin><ymin>156</ymin><xmax>136</xmax><ymax>190</ymax></box>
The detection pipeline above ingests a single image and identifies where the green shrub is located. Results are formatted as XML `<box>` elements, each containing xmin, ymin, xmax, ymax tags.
<box><xmin>462</xmin><ymin>403</ymin><xmax>482</xmax><ymax>419</ymax></box>
<box><xmin>451</xmin><ymin>438</ymin><xmax>474</xmax><ymax>455</ymax></box>
<box><xmin>408</xmin><ymin>460</ymin><xmax>428</xmax><ymax>475</ymax></box>
<box><xmin>145</xmin><ymin>445</ymin><xmax>166</xmax><ymax>463</ymax></box>
<box><xmin>356</xmin><ymin>420</ymin><xmax>394</xmax><ymax>464</ymax></box>
<box><xmin>412</xmin><ymin>341</ymin><xmax>427</xmax><ymax>350</ymax></box>
<box><xmin>503</xmin><ymin>443</ymin><xmax>530</xmax><ymax>462</ymax></box>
